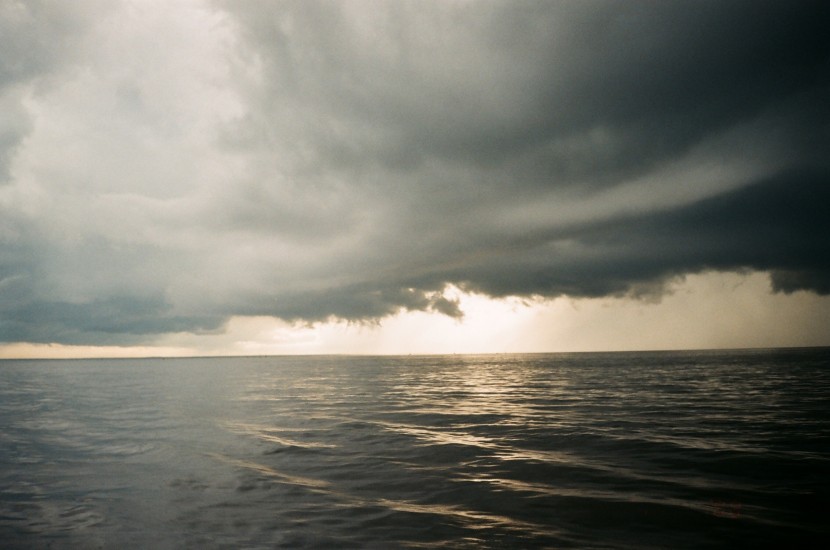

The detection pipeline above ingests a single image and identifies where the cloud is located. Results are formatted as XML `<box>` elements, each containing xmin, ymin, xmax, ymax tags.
<box><xmin>220</xmin><ymin>0</ymin><xmax>827</xmax><ymax>183</ymax></box>
<box><xmin>0</xmin><ymin>0</ymin><xmax>106</xmax><ymax>182</ymax></box>
<box><xmin>0</xmin><ymin>0</ymin><xmax>828</xmax><ymax>345</ymax></box>
<box><xmin>453</xmin><ymin>168</ymin><xmax>830</xmax><ymax>298</ymax></box>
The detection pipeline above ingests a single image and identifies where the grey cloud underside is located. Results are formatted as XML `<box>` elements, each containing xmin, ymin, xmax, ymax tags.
<box><xmin>6</xmin><ymin>167</ymin><xmax>826</xmax><ymax>344</ymax></box>
<box><xmin>1</xmin><ymin>0</ymin><xmax>829</xmax><ymax>344</ymax></box>
<box><xmin>451</xmin><ymin>169</ymin><xmax>830</xmax><ymax>299</ymax></box>
<box><xmin>1</xmin><ymin>296</ymin><xmax>223</xmax><ymax>346</ymax></box>
<box><xmin>253</xmin><ymin>168</ymin><xmax>830</xmax><ymax>320</ymax></box>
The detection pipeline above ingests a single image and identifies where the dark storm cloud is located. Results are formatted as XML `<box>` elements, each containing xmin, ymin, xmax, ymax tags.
<box><xmin>0</xmin><ymin>229</ymin><xmax>225</xmax><ymax>344</ymax></box>
<box><xmin>1</xmin><ymin>0</ymin><xmax>828</xmax><ymax>345</ymax></box>
<box><xmin>449</xmin><ymin>168</ymin><xmax>830</xmax><ymax>299</ymax></box>
<box><xmin>2</xmin><ymin>295</ymin><xmax>223</xmax><ymax>346</ymax></box>
<box><xmin>208</xmin><ymin>0</ymin><xmax>829</xmax><ymax>312</ymax></box>
<box><xmin>221</xmin><ymin>0</ymin><xmax>828</xmax><ymax>185</ymax></box>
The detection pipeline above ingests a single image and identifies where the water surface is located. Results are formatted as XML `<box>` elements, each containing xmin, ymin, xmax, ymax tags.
<box><xmin>1</xmin><ymin>349</ymin><xmax>828</xmax><ymax>548</ymax></box>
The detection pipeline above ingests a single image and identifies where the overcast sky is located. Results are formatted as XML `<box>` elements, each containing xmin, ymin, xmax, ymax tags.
<box><xmin>1</xmin><ymin>0</ymin><xmax>829</xmax><ymax>357</ymax></box>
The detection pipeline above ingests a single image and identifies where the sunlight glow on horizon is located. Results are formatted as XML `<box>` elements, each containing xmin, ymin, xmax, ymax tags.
<box><xmin>2</xmin><ymin>271</ymin><xmax>829</xmax><ymax>360</ymax></box>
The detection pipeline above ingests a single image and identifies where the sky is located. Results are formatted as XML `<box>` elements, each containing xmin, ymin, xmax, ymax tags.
<box><xmin>1</xmin><ymin>0</ymin><xmax>829</xmax><ymax>358</ymax></box>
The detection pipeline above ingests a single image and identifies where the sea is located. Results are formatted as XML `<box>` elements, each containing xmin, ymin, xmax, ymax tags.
<box><xmin>1</xmin><ymin>348</ymin><xmax>828</xmax><ymax>549</ymax></box>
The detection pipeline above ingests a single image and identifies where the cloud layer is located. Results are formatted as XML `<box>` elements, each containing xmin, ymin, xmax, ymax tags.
<box><xmin>1</xmin><ymin>0</ymin><xmax>828</xmax><ymax>345</ymax></box>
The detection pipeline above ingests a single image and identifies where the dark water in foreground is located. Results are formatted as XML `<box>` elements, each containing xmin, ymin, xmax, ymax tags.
<box><xmin>1</xmin><ymin>349</ymin><xmax>829</xmax><ymax>549</ymax></box>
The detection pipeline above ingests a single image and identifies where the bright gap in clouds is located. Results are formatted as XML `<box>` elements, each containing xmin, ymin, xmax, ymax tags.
<box><xmin>267</xmin><ymin>272</ymin><xmax>830</xmax><ymax>354</ymax></box>
<box><xmin>4</xmin><ymin>271</ymin><xmax>826</xmax><ymax>359</ymax></box>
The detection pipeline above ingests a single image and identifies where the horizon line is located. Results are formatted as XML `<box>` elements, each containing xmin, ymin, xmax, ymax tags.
<box><xmin>2</xmin><ymin>344</ymin><xmax>828</xmax><ymax>361</ymax></box>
